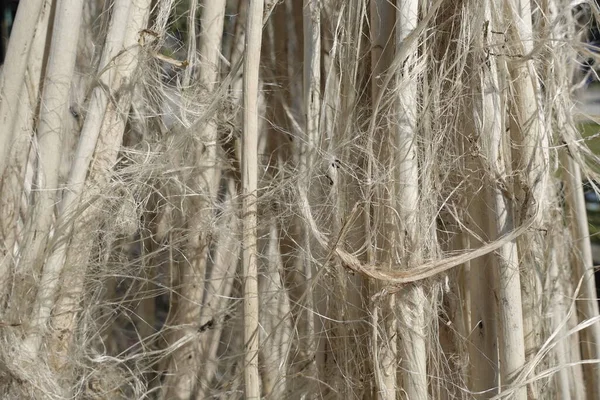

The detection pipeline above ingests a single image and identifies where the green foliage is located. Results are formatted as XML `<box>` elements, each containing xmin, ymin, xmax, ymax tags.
<box><xmin>579</xmin><ymin>121</ymin><xmax>600</xmax><ymax>155</ymax></box>
<box><xmin>579</xmin><ymin>124</ymin><xmax>600</xmax><ymax>243</ymax></box>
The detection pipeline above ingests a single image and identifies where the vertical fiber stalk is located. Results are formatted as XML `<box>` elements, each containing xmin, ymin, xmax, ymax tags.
<box><xmin>0</xmin><ymin>0</ymin><xmax>45</xmax><ymax>178</ymax></box>
<box><xmin>160</xmin><ymin>1</ymin><xmax>226</xmax><ymax>398</ymax></box>
<box><xmin>503</xmin><ymin>3</ymin><xmax>548</xmax><ymax>398</ymax></box>
<box><xmin>563</xmin><ymin>152</ymin><xmax>600</xmax><ymax>399</ymax></box>
<box><xmin>24</xmin><ymin>0</ymin><xmax>131</xmax><ymax>359</ymax></box>
<box><xmin>182</xmin><ymin>0</ymin><xmax>198</xmax><ymax>87</ymax></box>
<box><xmin>60</xmin><ymin>0</ymin><xmax>131</xmax><ymax>212</ymax></box>
<box><xmin>304</xmin><ymin>0</ymin><xmax>321</xmax><ymax>148</ymax></box>
<box><xmin>19</xmin><ymin>0</ymin><xmax>85</xmax><ymax>356</ymax></box>
<box><xmin>327</xmin><ymin>2</ymin><xmax>371</xmax><ymax>395</ymax></box>
<box><xmin>481</xmin><ymin>4</ymin><xmax>526</xmax><ymax>398</ymax></box>
<box><xmin>242</xmin><ymin>0</ymin><xmax>264</xmax><ymax>397</ymax></box>
<box><xmin>395</xmin><ymin>1</ymin><xmax>427</xmax><ymax>399</ymax></box>
<box><xmin>548</xmin><ymin>245</ymin><xmax>572</xmax><ymax>400</ymax></box>
<box><xmin>303</xmin><ymin>0</ymin><xmax>321</xmax><ymax>383</ymax></box>
<box><xmin>195</xmin><ymin>178</ymin><xmax>240</xmax><ymax>399</ymax></box>
<box><xmin>466</xmin><ymin>204</ymin><xmax>499</xmax><ymax>397</ymax></box>
<box><xmin>48</xmin><ymin>0</ymin><xmax>151</xmax><ymax>373</ymax></box>
<box><xmin>540</xmin><ymin>1</ymin><xmax>585</xmax><ymax>397</ymax></box>
<box><xmin>0</xmin><ymin>0</ymin><xmax>52</xmax><ymax>304</ymax></box>
<box><xmin>505</xmin><ymin>0</ymin><xmax>549</xmax><ymax>224</ymax></box>
<box><xmin>370</xmin><ymin>0</ymin><xmax>396</xmax><ymax>397</ymax></box>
